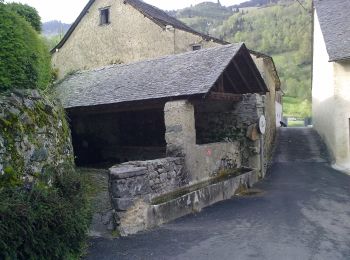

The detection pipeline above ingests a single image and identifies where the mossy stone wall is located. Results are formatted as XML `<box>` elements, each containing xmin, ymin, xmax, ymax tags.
<box><xmin>0</xmin><ymin>89</ymin><xmax>74</xmax><ymax>185</ymax></box>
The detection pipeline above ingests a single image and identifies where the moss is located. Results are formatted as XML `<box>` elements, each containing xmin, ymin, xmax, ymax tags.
<box><xmin>0</xmin><ymin>90</ymin><xmax>74</xmax><ymax>183</ymax></box>
<box><xmin>0</xmin><ymin>166</ymin><xmax>23</xmax><ymax>187</ymax></box>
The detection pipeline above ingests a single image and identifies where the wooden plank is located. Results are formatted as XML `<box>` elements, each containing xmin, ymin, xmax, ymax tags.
<box><xmin>208</xmin><ymin>92</ymin><xmax>242</xmax><ymax>102</ymax></box>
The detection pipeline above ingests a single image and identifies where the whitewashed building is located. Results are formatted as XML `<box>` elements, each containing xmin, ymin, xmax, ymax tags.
<box><xmin>312</xmin><ymin>0</ymin><xmax>350</xmax><ymax>170</ymax></box>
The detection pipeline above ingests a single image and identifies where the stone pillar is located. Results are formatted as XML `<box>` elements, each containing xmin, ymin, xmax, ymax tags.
<box><xmin>164</xmin><ymin>100</ymin><xmax>196</xmax><ymax>157</ymax></box>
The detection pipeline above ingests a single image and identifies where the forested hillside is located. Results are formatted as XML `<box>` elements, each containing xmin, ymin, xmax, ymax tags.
<box><xmin>172</xmin><ymin>0</ymin><xmax>313</xmax><ymax>117</ymax></box>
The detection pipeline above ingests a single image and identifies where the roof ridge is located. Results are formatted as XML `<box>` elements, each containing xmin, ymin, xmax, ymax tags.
<box><xmin>68</xmin><ymin>43</ymin><xmax>242</xmax><ymax>76</ymax></box>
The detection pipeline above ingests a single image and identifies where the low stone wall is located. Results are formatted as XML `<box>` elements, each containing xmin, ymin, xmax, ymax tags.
<box><xmin>109</xmin><ymin>157</ymin><xmax>187</xmax><ymax>234</ymax></box>
<box><xmin>109</xmin><ymin>164</ymin><xmax>258</xmax><ymax>236</ymax></box>
<box><xmin>0</xmin><ymin>90</ymin><xmax>74</xmax><ymax>184</ymax></box>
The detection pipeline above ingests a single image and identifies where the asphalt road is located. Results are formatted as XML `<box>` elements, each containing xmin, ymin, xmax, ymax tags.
<box><xmin>86</xmin><ymin>128</ymin><xmax>350</xmax><ymax>260</ymax></box>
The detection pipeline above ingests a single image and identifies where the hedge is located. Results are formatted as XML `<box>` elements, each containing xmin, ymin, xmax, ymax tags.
<box><xmin>0</xmin><ymin>4</ymin><xmax>51</xmax><ymax>91</ymax></box>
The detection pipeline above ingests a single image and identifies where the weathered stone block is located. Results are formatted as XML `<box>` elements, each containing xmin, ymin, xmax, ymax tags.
<box><xmin>30</xmin><ymin>148</ymin><xmax>49</xmax><ymax>162</ymax></box>
<box><xmin>110</xmin><ymin>166</ymin><xmax>147</xmax><ymax>180</ymax></box>
<box><xmin>112</xmin><ymin>198</ymin><xmax>134</xmax><ymax>211</ymax></box>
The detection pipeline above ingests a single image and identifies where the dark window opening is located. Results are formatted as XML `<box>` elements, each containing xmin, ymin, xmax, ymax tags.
<box><xmin>195</xmin><ymin>101</ymin><xmax>238</xmax><ymax>145</ymax></box>
<box><xmin>192</xmin><ymin>45</ymin><xmax>202</xmax><ymax>51</ymax></box>
<box><xmin>100</xmin><ymin>8</ymin><xmax>110</xmax><ymax>25</ymax></box>
<box><xmin>69</xmin><ymin>108</ymin><xmax>166</xmax><ymax>167</ymax></box>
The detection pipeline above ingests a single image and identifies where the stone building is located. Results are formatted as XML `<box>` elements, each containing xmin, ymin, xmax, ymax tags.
<box><xmin>51</xmin><ymin>0</ymin><xmax>222</xmax><ymax>78</ymax></box>
<box><xmin>312</xmin><ymin>0</ymin><xmax>350</xmax><ymax>171</ymax></box>
<box><xmin>57</xmin><ymin>43</ymin><xmax>270</xmax><ymax>234</ymax></box>
<box><xmin>54</xmin><ymin>0</ymin><xmax>282</xmax><ymax>234</ymax></box>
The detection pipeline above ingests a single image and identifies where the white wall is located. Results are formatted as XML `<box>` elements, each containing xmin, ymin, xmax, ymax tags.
<box><xmin>275</xmin><ymin>101</ymin><xmax>282</xmax><ymax>127</ymax></box>
<box><xmin>312</xmin><ymin>11</ymin><xmax>350</xmax><ymax>169</ymax></box>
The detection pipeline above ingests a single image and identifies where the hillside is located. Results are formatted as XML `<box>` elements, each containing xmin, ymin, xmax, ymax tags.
<box><xmin>172</xmin><ymin>0</ymin><xmax>313</xmax><ymax>117</ymax></box>
<box><xmin>42</xmin><ymin>20</ymin><xmax>70</xmax><ymax>37</ymax></box>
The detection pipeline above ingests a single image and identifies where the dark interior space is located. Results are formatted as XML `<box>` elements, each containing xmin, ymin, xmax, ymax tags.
<box><xmin>195</xmin><ymin>101</ymin><xmax>240</xmax><ymax>145</ymax></box>
<box><xmin>68</xmin><ymin>108</ymin><xmax>166</xmax><ymax>167</ymax></box>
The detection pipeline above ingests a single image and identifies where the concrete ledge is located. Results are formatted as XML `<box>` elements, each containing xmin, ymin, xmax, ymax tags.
<box><xmin>147</xmin><ymin>169</ymin><xmax>258</xmax><ymax>228</ymax></box>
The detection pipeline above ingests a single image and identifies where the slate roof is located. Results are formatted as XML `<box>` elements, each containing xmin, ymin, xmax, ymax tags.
<box><xmin>314</xmin><ymin>0</ymin><xmax>350</xmax><ymax>62</ymax></box>
<box><xmin>51</xmin><ymin>0</ymin><xmax>226</xmax><ymax>53</ymax></box>
<box><xmin>56</xmin><ymin>43</ymin><xmax>268</xmax><ymax>109</ymax></box>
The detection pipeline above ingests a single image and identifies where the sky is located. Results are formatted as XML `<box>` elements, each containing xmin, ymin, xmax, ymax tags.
<box><xmin>6</xmin><ymin>0</ymin><xmax>246</xmax><ymax>23</ymax></box>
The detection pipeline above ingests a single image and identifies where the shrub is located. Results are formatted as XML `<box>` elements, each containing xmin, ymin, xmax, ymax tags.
<box><xmin>0</xmin><ymin>165</ymin><xmax>92</xmax><ymax>259</ymax></box>
<box><xmin>0</xmin><ymin>4</ymin><xmax>51</xmax><ymax>91</ymax></box>
<box><xmin>5</xmin><ymin>2</ymin><xmax>41</xmax><ymax>32</ymax></box>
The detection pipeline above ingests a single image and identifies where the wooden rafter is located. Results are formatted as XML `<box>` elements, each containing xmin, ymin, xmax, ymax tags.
<box><xmin>208</xmin><ymin>92</ymin><xmax>242</xmax><ymax>102</ymax></box>
<box><xmin>231</xmin><ymin>59</ymin><xmax>254</xmax><ymax>93</ymax></box>
<box><xmin>224</xmin><ymin>71</ymin><xmax>241</xmax><ymax>94</ymax></box>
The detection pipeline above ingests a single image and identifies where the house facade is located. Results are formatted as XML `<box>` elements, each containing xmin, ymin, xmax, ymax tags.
<box><xmin>51</xmin><ymin>0</ymin><xmax>221</xmax><ymax>78</ymax></box>
<box><xmin>312</xmin><ymin>0</ymin><xmax>350</xmax><ymax>170</ymax></box>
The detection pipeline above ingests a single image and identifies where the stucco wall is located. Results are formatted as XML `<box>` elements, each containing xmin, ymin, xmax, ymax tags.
<box><xmin>164</xmin><ymin>100</ymin><xmax>242</xmax><ymax>182</ymax></box>
<box><xmin>332</xmin><ymin>61</ymin><xmax>350</xmax><ymax>167</ymax></box>
<box><xmin>313</xmin><ymin>11</ymin><xmax>350</xmax><ymax>169</ymax></box>
<box><xmin>163</xmin><ymin>99</ymin><xmax>269</xmax><ymax>182</ymax></box>
<box><xmin>52</xmin><ymin>0</ymin><xmax>219</xmax><ymax>78</ymax></box>
<box><xmin>252</xmin><ymin>55</ymin><xmax>277</xmax><ymax>166</ymax></box>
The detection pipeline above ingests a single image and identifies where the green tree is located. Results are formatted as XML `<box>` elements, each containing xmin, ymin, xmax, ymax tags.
<box><xmin>6</xmin><ymin>2</ymin><xmax>41</xmax><ymax>32</ymax></box>
<box><xmin>0</xmin><ymin>3</ymin><xmax>51</xmax><ymax>91</ymax></box>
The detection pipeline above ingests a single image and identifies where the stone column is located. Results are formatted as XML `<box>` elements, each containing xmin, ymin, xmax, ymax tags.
<box><xmin>164</xmin><ymin>100</ymin><xmax>196</xmax><ymax>157</ymax></box>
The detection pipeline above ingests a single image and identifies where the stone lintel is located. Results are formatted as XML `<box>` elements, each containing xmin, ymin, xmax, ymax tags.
<box><xmin>110</xmin><ymin>166</ymin><xmax>147</xmax><ymax>179</ymax></box>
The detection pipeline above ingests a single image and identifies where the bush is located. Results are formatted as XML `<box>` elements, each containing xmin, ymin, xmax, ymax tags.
<box><xmin>0</xmin><ymin>165</ymin><xmax>92</xmax><ymax>259</ymax></box>
<box><xmin>0</xmin><ymin>4</ymin><xmax>51</xmax><ymax>91</ymax></box>
<box><xmin>5</xmin><ymin>2</ymin><xmax>41</xmax><ymax>32</ymax></box>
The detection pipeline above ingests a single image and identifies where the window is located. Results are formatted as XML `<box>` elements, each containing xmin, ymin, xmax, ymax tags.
<box><xmin>100</xmin><ymin>8</ymin><xmax>110</xmax><ymax>25</ymax></box>
<box><xmin>192</xmin><ymin>45</ymin><xmax>202</xmax><ymax>51</ymax></box>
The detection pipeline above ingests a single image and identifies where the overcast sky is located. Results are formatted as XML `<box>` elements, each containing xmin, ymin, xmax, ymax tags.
<box><xmin>6</xmin><ymin>0</ymin><xmax>246</xmax><ymax>23</ymax></box>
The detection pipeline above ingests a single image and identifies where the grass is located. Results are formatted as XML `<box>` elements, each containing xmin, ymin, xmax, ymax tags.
<box><xmin>287</xmin><ymin>120</ymin><xmax>305</xmax><ymax>127</ymax></box>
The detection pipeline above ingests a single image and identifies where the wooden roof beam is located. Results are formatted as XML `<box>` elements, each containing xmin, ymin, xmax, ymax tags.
<box><xmin>208</xmin><ymin>92</ymin><xmax>242</xmax><ymax>102</ymax></box>
<box><xmin>223</xmin><ymin>71</ymin><xmax>241</xmax><ymax>94</ymax></box>
<box><xmin>231</xmin><ymin>59</ymin><xmax>254</xmax><ymax>93</ymax></box>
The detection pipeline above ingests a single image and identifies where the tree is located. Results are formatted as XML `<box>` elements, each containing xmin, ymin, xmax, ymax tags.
<box><xmin>6</xmin><ymin>2</ymin><xmax>41</xmax><ymax>32</ymax></box>
<box><xmin>0</xmin><ymin>4</ymin><xmax>51</xmax><ymax>91</ymax></box>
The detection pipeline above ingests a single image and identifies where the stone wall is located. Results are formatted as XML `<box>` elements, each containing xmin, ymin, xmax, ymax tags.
<box><xmin>109</xmin><ymin>157</ymin><xmax>186</xmax><ymax>233</ymax></box>
<box><xmin>52</xmin><ymin>0</ymin><xmax>219</xmax><ymax>78</ymax></box>
<box><xmin>0</xmin><ymin>90</ymin><xmax>74</xmax><ymax>184</ymax></box>
<box><xmin>165</xmin><ymin>98</ymin><xmax>265</xmax><ymax>182</ymax></box>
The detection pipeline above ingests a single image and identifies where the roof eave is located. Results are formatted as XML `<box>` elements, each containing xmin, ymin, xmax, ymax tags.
<box><xmin>50</xmin><ymin>0</ymin><xmax>95</xmax><ymax>54</ymax></box>
<box><xmin>329</xmin><ymin>56</ymin><xmax>350</xmax><ymax>63</ymax></box>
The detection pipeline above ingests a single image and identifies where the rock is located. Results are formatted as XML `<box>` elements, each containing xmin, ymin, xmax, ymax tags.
<box><xmin>20</xmin><ymin>113</ymin><xmax>34</xmax><ymax>126</ymax></box>
<box><xmin>30</xmin><ymin>148</ymin><xmax>49</xmax><ymax>162</ymax></box>
<box><xmin>110</xmin><ymin>166</ymin><xmax>147</xmax><ymax>180</ymax></box>
<box><xmin>112</xmin><ymin>198</ymin><xmax>134</xmax><ymax>211</ymax></box>
<box><xmin>8</xmin><ymin>107</ymin><xmax>21</xmax><ymax>116</ymax></box>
